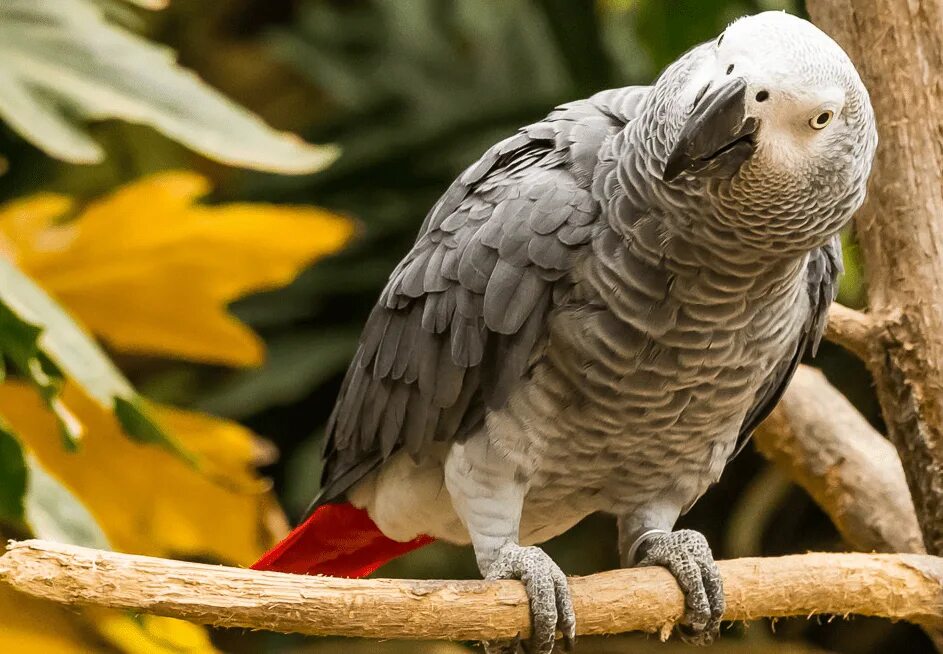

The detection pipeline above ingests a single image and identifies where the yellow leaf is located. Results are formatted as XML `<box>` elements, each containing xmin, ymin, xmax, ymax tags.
<box><xmin>0</xmin><ymin>171</ymin><xmax>355</xmax><ymax>366</ymax></box>
<box><xmin>0</xmin><ymin>194</ymin><xmax>73</xmax><ymax>264</ymax></box>
<box><xmin>0</xmin><ymin>382</ymin><xmax>283</xmax><ymax>564</ymax></box>
<box><xmin>0</xmin><ymin>585</ymin><xmax>101</xmax><ymax>654</ymax></box>
<box><xmin>0</xmin><ymin>584</ymin><xmax>220</xmax><ymax>654</ymax></box>
<box><xmin>87</xmin><ymin>609</ymin><xmax>217</xmax><ymax>654</ymax></box>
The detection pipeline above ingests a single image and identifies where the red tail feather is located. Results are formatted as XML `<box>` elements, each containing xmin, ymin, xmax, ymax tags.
<box><xmin>252</xmin><ymin>502</ymin><xmax>433</xmax><ymax>578</ymax></box>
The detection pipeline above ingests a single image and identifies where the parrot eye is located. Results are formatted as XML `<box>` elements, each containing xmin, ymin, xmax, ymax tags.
<box><xmin>810</xmin><ymin>110</ymin><xmax>834</xmax><ymax>130</ymax></box>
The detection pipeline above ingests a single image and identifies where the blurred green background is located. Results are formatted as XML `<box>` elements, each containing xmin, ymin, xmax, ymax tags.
<box><xmin>0</xmin><ymin>1</ymin><xmax>916</xmax><ymax>652</ymax></box>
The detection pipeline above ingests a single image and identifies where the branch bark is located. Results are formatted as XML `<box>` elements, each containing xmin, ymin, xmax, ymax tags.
<box><xmin>824</xmin><ymin>303</ymin><xmax>874</xmax><ymax>360</ymax></box>
<box><xmin>756</xmin><ymin>368</ymin><xmax>943</xmax><ymax>651</ymax></box>
<box><xmin>755</xmin><ymin>365</ymin><xmax>923</xmax><ymax>554</ymax></box>
<box><xmin>1</xmin><ymin>540</ymin><xmax>943</xmax><ymax>641</ymax></box>
<box><xmin>807</xmin><ymin>1</ymin><xmax>943</xmax><ymax>556</ymax></box>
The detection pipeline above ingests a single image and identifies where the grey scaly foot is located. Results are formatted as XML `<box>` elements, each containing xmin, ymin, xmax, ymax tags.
<box><xmin>483</xmin><ymin>544</ymin><xmax>575</xmax><ymax>654</ymax></box>
<box><xmin>636</xmin><ymin>529</ymin><xmax>724</xmax><ymax>646</ymax></box>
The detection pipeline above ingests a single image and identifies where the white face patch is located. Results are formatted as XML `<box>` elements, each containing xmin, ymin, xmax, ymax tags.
<box><xmin>721</xmin><ymin>11</ymin><xmax>854</xmax><ymax>72</ymax></box>
<box><xmin>750</xmin><ymin>85</ymin><xmax>846</xmax><ymax>171</ymax></box>
<box><xmin>652</xmin><ymin>10</ymin><xmax>877</xmax><ymax>250</ymax></box>
<box><xmin>702</xmin><ymin>12</ymin><xmax>860</xmax><ymax>174</ymax></box>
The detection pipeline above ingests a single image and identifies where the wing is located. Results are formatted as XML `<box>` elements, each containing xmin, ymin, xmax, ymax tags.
<box><xmin>729</xmin><ymin>234</ymin><xmax>843</xmax><ymax>460</ymax></box>
<box><xmin>316</xmin><ymin>88</ymin><xmax>649</xmax><ymax>505</ymax></box>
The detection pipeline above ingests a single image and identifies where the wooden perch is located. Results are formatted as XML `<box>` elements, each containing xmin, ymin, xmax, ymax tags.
<box><xmin>756</xmin><ymin>367</ymin><xmax>943</xmax><ymax>652</ymax></box>
<box><xmin>2</xmin><ymin>540</ymin><xmax>943</xmax><ymax>641</ymax></box>
<box><xmin>755</xmin><ymin>365</ymin><xmax>923</xmax><ymax>554</ymax></box>
<box><xmin>824</xmin><ymin>304</ymin><xmax>874</xmax><ymax>361</ymax></box>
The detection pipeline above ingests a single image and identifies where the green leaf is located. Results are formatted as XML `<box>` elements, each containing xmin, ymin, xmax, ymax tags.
<box><xmin>0</xmin><ymin>419</ymin><xmax>108</xmax><ymax>548</ymax></box>
<box><xmin>0</xmin><ymin>0</ymin><xmax>337</xmax><ymax>174</ymax></box>
<box><xmin>0</xmin><ymin>256</ymin><xmax>180</xmax><ymax>454</ymax></box>
<box><xmin>113</xmin><ymin>396</ymin><xmax>197</xmax><ymax>466</ymax></box>
<box><xmin>838</xmin><ymin>227</ymin><xmax>867</xmax><ymax>309</ymax></box>
<box><xmin>283</xmin><ymin>430</ymin><xmax>325</xmax><ymax>517</ymax></box>
<box><xmin>631</xmin><ymin>0</ymin><xmax>754</xmax><ymax>72</ymax></box>
<box><xmin>0</xmin><ymin>257</ymin><xmax>134</xmax><ymax>404</ymax></box>
<box><xmin>196</xmin><ymin>331</ymin><xmax>359</xmax><ymax>420</ymax></box>
<box><xmin>0</xmin><ymin>416</ymin><xmax>27</xmax><ymax>525</ymax></box>
<box><xmin>0</xmin><ymin>290</ymin><xmax>84</xmax><ymax>450</ymax></box>
<box><xmin>23</xmin><ymin>454</ymin><xmax>110</xmax><ymax>550</ymax></box>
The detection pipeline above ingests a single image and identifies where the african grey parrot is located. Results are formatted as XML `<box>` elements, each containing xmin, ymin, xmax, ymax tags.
<box><xmin>254</xmin><ymin>11</ymin><xmax>877</xmax><ymax>652</ymax></box>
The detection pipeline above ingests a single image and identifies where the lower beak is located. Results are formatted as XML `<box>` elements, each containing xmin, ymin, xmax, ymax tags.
<box><xmin>663</xmin><ymin>77</ymin><xmax>758</xmax><ymax>183</ymax></box>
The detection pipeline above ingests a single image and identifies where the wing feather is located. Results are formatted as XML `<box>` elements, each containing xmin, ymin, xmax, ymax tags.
<box><xmin>316</xmin><ymin>87</ymin><xmax>645</xmax><ymax>506</ymax></box>
<box><xmin>729</xmin><ymin>235</ymin><xmax>843</xmax><ymax>461</ymax></box>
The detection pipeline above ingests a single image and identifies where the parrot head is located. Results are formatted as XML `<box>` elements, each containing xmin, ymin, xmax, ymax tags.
<box><xmin>658</xmin><ymin>11</ymin><xmax>877</xmax><ymax>250</ymax></box>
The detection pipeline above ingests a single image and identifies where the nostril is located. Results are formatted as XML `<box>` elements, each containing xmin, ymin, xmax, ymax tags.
<box><xmin>755</xmin><ymin>90</ymin><xmax>769</xmax><ymax>102</ymax></box>
<box><xmin>726</xmin><ymin>64</ymin><xmax>735</xmax><ymax>75</ymax></box>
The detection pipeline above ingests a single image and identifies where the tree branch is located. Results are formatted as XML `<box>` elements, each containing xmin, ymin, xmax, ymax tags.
<box><xmin>824</xmin><ymin>303</ymin><xmax>874</xmax><ymax>361</ymax></box>
<box><xmin>756</xmin><ymin>368</ymin><xmax>943</xmax><ymax>651</ymax></box>
<box><xmin>808</xmin><ymin>0</ymin><xmax>943</xmax><ymax>556</ymax></box>
<box><xmin>1</xmin><ymin>540</ymin><xmax>943</xmax><ymax>641</ymax></box>
<box><xmin>755</xmin><ymin>365</ymin><xmax>923</xmax><ymax>554</ymax></box>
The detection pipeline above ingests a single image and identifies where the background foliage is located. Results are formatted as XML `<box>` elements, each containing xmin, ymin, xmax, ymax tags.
<box><xmin>0</xmin><ymin>0</ymin><xmax>919</xmax><ymax>652</ymax></box>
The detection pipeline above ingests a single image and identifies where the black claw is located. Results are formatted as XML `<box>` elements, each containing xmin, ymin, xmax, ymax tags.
<box><xmin>562</xmin><ymin>633</ymin><xmax>576</xmax><ymax>652</ymax></box>
<box><xmin>561</xmin><ymin>620</ymin><xmax>576</xmax><ymax>652</ymax></box>
<box><xmin>678</xmin><ymin>622</ymin><xmax>716</xmax><ymax>646</ymax></box>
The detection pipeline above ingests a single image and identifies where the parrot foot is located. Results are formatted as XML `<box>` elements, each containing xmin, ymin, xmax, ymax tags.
<box><xmin>483</xmin><ymin>544</ymin><xmax>575</xmax><ymax>654</ymax></box>
<box><xmin>636</xmin><ymin>529</ymin><xmax>725</xmax><ymax>646</ymax></box>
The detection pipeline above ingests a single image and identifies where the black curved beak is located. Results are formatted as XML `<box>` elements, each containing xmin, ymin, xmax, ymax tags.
<box><xmin>663</xmin><ymin>77</ymin><xmax>758</xmax><ymax>183</ymax></box>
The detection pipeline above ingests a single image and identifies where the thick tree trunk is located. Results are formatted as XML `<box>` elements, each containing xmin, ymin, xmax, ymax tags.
<box><xmin>807</xmin><ymin>0</ymin><xmax>943</xmax><ymax>555</ymax></box>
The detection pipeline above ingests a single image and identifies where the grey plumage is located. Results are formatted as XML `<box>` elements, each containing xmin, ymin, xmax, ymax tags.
<box><xmin>319</xmin><ymin>97</ymin><xmax>612</xmax><ymax>502</ymax></box>
<box><xmin>309</xmin><ymin>11</ymin><xmax>877</xmax><ymax>653</ymax></box>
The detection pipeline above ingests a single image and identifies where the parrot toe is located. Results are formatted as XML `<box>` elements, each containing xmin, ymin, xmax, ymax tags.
<box><xmin>484</xmin><ymin>544</ymin><xmax>575</xmax><ymax>654</ymax></box>
<box><xmin>637</xmin><ymin>529</ymin><xmax>725</xmax><ymax>645</ymax></box>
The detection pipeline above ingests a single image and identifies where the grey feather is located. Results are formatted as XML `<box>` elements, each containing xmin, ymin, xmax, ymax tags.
<box><xmin>379</xmin><ymin>382</ymin><xmax>409</xmax><ymax>458</ymax></box>
<box><xmin>391</xmin><ymin>308</ymin><xmax>423</xmax><ymax>380</ymax></box>
<box><xmin>728</xmin><ymin>236</ymin><xmax>843</xmax><ymax>463</ymax></box>
<box><xmin>457</xmin><ymin>236</ymin><xmax>498</xmax><ymax>293</ymax></box>
<box><xmin>373</xmin><ymin>313</ymin><xmax>406</xmax><ymax>379</ymax></box>
<box><xmin>528</xmin><ymin>233</ymin><xmax>573</xmax><ymax>271</ymax></box>
<box><xmin>488</xmin><ymin>289</ymin><xmax>551</xmax><ymax>408</ymax></box>
<box><xmin>483</xmin><ymin>259</ymin><xmax>527</xmax><ymax>334</ymax></box>
<box><xmin>423</xmin><ymin>245</ymin><xmax>450</xmax><ymax>293</ymax></box>
<box><xmin>451</xmin><ymin>316</ymin><xmax>486</xmax><ymax>367</ymax></box>
<box><xmin>316</xmin><ymin>89</ymin><xmax>624</xmax><ymax>502</ymax></box>
<box><xmin>434</xmin><ymin>349</ymin><xmax>466</xmax><ymax>408</ymax></box>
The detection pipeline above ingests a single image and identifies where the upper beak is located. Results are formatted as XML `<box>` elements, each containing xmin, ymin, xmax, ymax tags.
<box><xmin>663</xmin><ymin>77</ymin><xmax>758</xmax><ymax>183</ymax></box>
